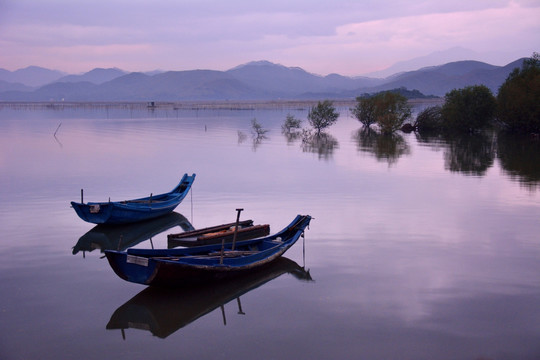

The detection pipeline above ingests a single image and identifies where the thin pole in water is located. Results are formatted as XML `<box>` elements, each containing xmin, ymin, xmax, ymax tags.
<box><xmin>53</xmin><ymin>122</ymin><xmax>62</xmax><ymax>137</ymax></box>
<box><xmin>190</xmin><ymin>186</ymin><xmax>193</xmax><ymax>224</ymax></box>
<box><xmin>302</xmin><ymin>231</ymin><xmax>306</xmax><ymax>268</ymax></box>
<box><xmin>81</xmin><ymin>189</ymin><xmax>84</xmax><ymax>204</ymax></box>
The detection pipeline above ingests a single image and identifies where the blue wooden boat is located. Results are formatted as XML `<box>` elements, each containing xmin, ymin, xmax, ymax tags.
<box><xmin>104</xmin><ymin>214</ymin><xmax>312</xmax><ymax>287</ymax></box>
<box><xmin>71</xmin><ymin>173</ymin><xmax>196</xmax><ymax>225</ymax></box>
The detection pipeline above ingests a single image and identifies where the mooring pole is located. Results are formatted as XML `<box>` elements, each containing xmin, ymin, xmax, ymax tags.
<box><xmin>231</xmin><ymin>208</ymin><xmax>244</xmax><ymax>251</ymax></box>
<box><xmin>220</xmin><ymin>208</ymin><xmax>244</xmax><ymax>264</ymax></box>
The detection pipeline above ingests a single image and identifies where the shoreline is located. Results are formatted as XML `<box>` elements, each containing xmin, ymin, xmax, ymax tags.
<box><xmin>0</xmin><ymin>98</ymin><xmax>444</xmax><ymax>111</ymax></box>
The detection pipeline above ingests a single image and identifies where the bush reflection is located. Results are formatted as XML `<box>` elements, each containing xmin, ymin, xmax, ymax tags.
<box><xmin>355</xmin><ymin>126</ymin><xmax>539</xmax><ymax>188</ymax></box>
<box><xmin>352</xmin><ymin>127</ymin><xmax>410</xmax><ymax>166</ymax></box>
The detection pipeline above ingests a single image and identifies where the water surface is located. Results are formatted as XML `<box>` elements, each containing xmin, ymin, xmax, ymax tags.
<box><xmin>1</xmin><ymin>104</ymin><xmax>539</xmax><ymax>359</ymax></box>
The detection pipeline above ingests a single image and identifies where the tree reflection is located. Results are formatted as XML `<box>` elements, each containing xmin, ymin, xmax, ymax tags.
<box><xmin>251</xmin><ymin>133</ymin><xmax>268</xmax><ymax>151</ymax></box>
<box><xmin>237</xmin><ymin>130</ymin><xmax>247</xmax><ymax>144</ymax></box>
<box><xmin>301</xmin><ymin>130</ymin><xmax>339</xmax><ymax>160</ymax></box>
<box><xmin>414</xmin><ymin>131</ymin><xmax>447</xmax><ymax>151</ymax></box>
<box><xmin>282</xmin><ymin>131</ymin><xmax>302</xmax><ymax>144</ymax></box>
<box><xmin>442</xmin><ymin>132</ymin><xmax>496</xmax><ymax>176</ymax></box>
<box><xmin>352</xmin><ymin>127</ymin><xmax>410</xmax><ymax>166</ymax></box>
<box><xmin>497</xmin><ymin>133</ymin><xmax>540</xmax><ymax>190</ymax></box>
<box><xmin>281</xmin><ymin>127</ymin><xmax>303</xmax><ymax>145</ymax></box>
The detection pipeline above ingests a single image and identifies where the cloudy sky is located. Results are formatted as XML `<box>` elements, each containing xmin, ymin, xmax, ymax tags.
<box><xmin>0</xmin><ymin>0</ymin><xmax>538</xmax><ymax>76</ymax></box>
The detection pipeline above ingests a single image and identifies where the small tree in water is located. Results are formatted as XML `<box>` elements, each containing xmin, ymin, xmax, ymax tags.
<box><xmin>308</xmin><ymin>100</ymin><xmax>339</xmax><ymax>135</ymax></box>
<box><xmin>351</xmin><ymin>96</ymin><xmax>377</xmax><ymax>127</ymax></box>
<box><xmin>352</xmin><ymin>92</ymin><xmax>411</xmax><ymax>133</ymax></box>
<box><xmin>282</xmin><ymin>114</ymin><xmax>302</xmax><ymax>133</ymax></box>
<box><xmin>251</xmin><ymin>118</ymin><xmax>269</xmax><ymax>138</ymax></box>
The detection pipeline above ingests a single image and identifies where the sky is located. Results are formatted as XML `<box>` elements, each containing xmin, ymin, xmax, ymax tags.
<box><xmin>0</xmin><ymin>0</ymin><xmax>538</xmax><ymax>76</ymax></box>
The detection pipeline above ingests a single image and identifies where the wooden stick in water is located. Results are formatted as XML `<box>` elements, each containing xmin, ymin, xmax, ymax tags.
<box><xmin>231</xmin><ymin>208</ymin><xmax>244</xmax><ymax>251</ymax></box>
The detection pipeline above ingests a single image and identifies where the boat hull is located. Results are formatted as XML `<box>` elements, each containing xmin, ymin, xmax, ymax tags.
<box><xmin>105</xmin><ymin>215</ymin><xmax>311</xmax><ymax>287</ymax></box>
<box><xmin>71</xmin><ymin>173</ymin><xmax>195</xmax><ymax>224</ymax></box>
<box><xmin>71</xmin><ymin>201</ymin><xmax>180</xmax><ymax>224</ymax></box>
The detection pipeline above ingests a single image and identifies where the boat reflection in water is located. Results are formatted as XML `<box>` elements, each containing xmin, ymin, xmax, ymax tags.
<box><xmin>72</xmin><ymin>212</ymin><xmax>194</xmax><ymax>256</ymax></box>
<box><xmin>106</xmin><ymin>257</ymin><xmax>312</xmax><ymax>339</ymax></box>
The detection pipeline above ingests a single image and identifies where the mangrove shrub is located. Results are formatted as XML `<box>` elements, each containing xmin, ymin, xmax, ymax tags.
<box><xmin>441</xmin><ymin>85</ymin><xmax>496</xmax><ymax>132</ymax></box>
<box><xmin>352</xmin><ymin>91</ymin><xmax>411</xmax><ymax>133</ymax></box>
<box><xmin>351</xmin><ymin>96</ymin><xmax>377</xmax><ymax>127</ymax></box>
<box><xmin>415</xmin><ymin>105</ymin><xmax>443</xmax><ymax>132</ymax></box>
<box><xmin>497</xmin><ymin>53</ymin><xmax>540</xmax><ymax>134</ymax></box>
<box><xmin>282</xmin><ymin>114</ymin><xmax>302</xmax><ymax>133</ymax></box>
<box><xmin>308</xmin><ymin>100</ymin><xmax>340</xmax><ymax>135</ymax></box>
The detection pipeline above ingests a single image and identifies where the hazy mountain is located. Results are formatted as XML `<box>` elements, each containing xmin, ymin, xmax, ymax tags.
<box><xmin>325</xmin><ymin>73</ymin><xmax>383</xmax><ymax>90</ymax></box>
<box><xmin>32</xmin><ymin>81</ymin><xmax>99</xmax><ymax>101</ymax></box>
<box><xmin>143</xmin><ymin>70</ymin><xmax>165</xmax><ymax>76</ymax></box>
<box><xmin>56</xmin><ymin>68</ymin><xmax>127</xmax><ymax>84</ymax></box>
<box><xmin>95</xmin><ymin>70</ymin><xmax>267</xmax><ymax>101</ymax></box>
<box><xmin>0</xmin><ymin>66</ymin><xmax>65</xmax><ymax>87</ymax></box>
<box><xmin>361</xmin><ymin>59</ymin><xmax>526</xmax><ymax>96</ymax></box>
<box><xmin>227</xmin><ymin>61</ymin><xmax>322</xmax><ymax>96</ymax></box>
<box><xmin>227</xmin><ymin>60</ymin><xmax>382</xmax><ymax>96</ymax></box>
<box><xmin>1</xmin><ymin>70</ymin><xmax>268</xmax><ymax>101</ymax></box>
<box><xmin>0</xmin><ymin>68</ymin><xmax>12</xmax><ymax>81</ymax></box>
<box><xmin>0</xmin><ymin>58</ymin><xmax>527</xmax><ymax>101</ymax></box>
<box><xmin>365</xmin><ymin>47</ymin><xmax>482</xmax><ymax>78</ymax></box>
<box><xmin>0</xmin><ymin>80</ymin><xmax>34</xmax><ymax>92</ymax></box>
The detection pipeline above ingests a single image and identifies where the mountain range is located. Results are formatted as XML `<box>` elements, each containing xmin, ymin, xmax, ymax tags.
<box><xmin>0</xmin><ymin>58</ymin><xmax>526</xmax><ymax>102</ymax></box>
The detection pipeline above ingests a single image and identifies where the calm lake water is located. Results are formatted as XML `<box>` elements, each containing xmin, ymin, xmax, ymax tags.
<box><xmin>1</xmin><ymin>103</ymin><xmax>539</xmax><ymax>360</ymax></box>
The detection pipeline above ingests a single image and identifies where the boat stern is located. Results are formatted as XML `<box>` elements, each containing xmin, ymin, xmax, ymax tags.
<box><xmin>105</xmin><ymin>250</ymin><xmax>158</xmax><ymax>285</ymax></box>
<box><xmin>71</xmin><ymin>201</ymin><xmax>113</xmax><ymax>224</ymax></box>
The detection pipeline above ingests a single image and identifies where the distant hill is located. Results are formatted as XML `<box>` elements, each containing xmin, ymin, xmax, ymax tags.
<box><xmin>56</xmin><ymin>68</ymin><xmax>127</xmax><ymax>84</ymax></box>
<box><xmin>356</xmin><ymin>87</ymin><xmax>439</xmax><ymax>99</ymax></box>
<box><xmin>363</xmin><ymin>59</ymin><xmax>526</xmax><ymax>96</ymax></box>
<box><xmin>0</xmin><ymin>66</ymin><xmax>65</xmax><ymax>87</ymax></box>
<box><xmin>226</xmin><ymin>60</ymin><xmax>382</xmax><ymax>96</ymax></box>
<box><xmin>0</xmin><ymin>58</ymin><xmax>527</xmax><ymax>101</ymax></box>
<box><xmin>0</xmin><ymin>80</ymin><xmax>34</xmax><ymax>92</ymax></box>
<box><xmin>365</xmin><ymin>47</ymin><xmax>481</xmax><ymax>78</ymax></box>
<box><xmin>96</xmin><ymin>70</ymin><xmax>267</xmax><ymax>101</ymax></box>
